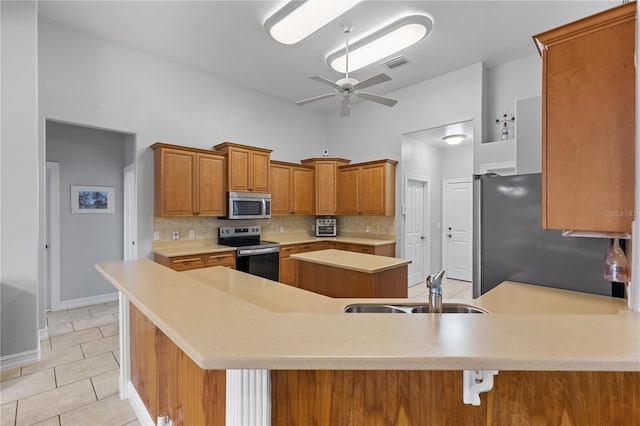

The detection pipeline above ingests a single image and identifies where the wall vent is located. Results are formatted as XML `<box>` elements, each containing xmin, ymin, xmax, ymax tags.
<box><xmin>382</xmin><ymin>55</ymin><xmax>408</xmax><ymax>69</ymax></box>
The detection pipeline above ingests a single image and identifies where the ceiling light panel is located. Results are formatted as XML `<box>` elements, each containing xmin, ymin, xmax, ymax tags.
<box><xmin>327</xmin><ymin>15</ymin><xmax>433</xmax><ymax>73</ymax></box>
<box><xmin>265</xmin><ymin>0</ymin><xmax>362</xmax><ymax>45</ymax></box>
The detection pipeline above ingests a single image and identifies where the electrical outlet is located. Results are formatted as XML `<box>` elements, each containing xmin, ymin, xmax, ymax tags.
<box><xmin>279</xmin><ymin>226</ymin><xmax>284</xmax><ymax>233</ymax></box>
<box><xmin>188</xmin><ymin>230</ymin><xmax>195</xmax><ymax>239</ymax></box>
<box><xmin>172</xmin><ymin>231</ymin><xmax>180</xmax><ymax>240</ymax></box>
<box><xmin>311</xmin><ymin>224</ymin><xmax>315</xmax><ymax>231</ymax></box>
<box><xmin>366</xmin><ymin>226</ymin><xmax>371</xmax><ymax>233</ymax></box>
<box><xmin>153</xmin><ymin>231</ymin><xmax>160</xmax><ymax>241</ymax></box>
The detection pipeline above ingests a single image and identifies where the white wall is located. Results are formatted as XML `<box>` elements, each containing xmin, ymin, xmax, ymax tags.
<box><xmin>46</xmin><ymin>122</ymin><xmax>131</xmax><ymax>303</ymax></box>
<box><xmin>1</xmin><ymin>1</ymin><xmax>40</xmax><ymax>363</ymax></box>
<box><xmin>38</xmin><ymin>18</ymin><xmax>329</xmax><ymax>262</ymax></box>
<box><xmin>442</xmin><ymin>144</ymin><xmax>473</xmax><ymax>181</ymax></box>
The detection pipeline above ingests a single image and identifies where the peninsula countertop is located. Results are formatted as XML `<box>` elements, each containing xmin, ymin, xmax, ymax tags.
<box><xmin>95</xmin><ymin>259</ymin><xmax>640</xmax><ymax>371</ymax></box>
<box><xmin>291</xmin><ymin>249</ymin><xmax>411</xmax><ymax>273</ymax></box>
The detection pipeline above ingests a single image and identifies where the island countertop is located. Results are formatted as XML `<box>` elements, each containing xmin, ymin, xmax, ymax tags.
<box><xmin>95</xmin><ymin>259</ymin><xmax>640</xmax><ymax>371</ymax></box>
<box><xmin>291</xmin><ymin>249</ymin><xmax>411</xmax><ymax>273</ymax></box>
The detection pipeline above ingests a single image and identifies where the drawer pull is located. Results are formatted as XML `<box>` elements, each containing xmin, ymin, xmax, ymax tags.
<box><xmin>176</xmin><ymin>258</ymin><xmax>200</xmax><ymax>264</ymax></box>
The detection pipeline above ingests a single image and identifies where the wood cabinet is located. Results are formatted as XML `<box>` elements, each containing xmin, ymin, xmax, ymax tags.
<box><xmin>335</xmin><ymin>242</ymin><xmax>395</xmax><ymax>257</ymax></box>
<box><xmin>153</xmin><ymin>250</ymin><xmax>236</xmax><ymax>271</ymax></box>
<box><xmin>338</xmin><ymin>160</ymin><xmax>397</xmax><ymax>216</ymax></box>
<box><xmin>214</xmin><ymin>142</ymin><xmax>272</xmax><ymax>193</ymax></box>
<box><xmin>269</xmin><ymin>161</ymin><xmax>314</xmax><ymax>215</ymax></box>
<box><xmin>152</xmin><ymin>143</ymin><xmax>226</xmax><ymax>217</ymax></box>
<box><xmin>278</xmin><ymin>242</ymin><xmax>318</xmax><ymax>286</ymax></box>
<box><xmin>533</xmin><ymin>2</ymin><xmax>635</xmax><ymax>233</ymax></box>
<box><xmin>301</xmin><ymin>158</ymin><xmax>351</xmax><ymax>215</ymax></box>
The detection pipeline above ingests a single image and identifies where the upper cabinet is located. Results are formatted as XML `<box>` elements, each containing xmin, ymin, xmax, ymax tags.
<box><xmin>213</xmin><ymin>142</ymin><xmax>272</xmax><ymax>193</ymax></box>
<box><xmin>338</xmin><ymin>159</ymin><xmax>397</xmax><ymax>216</ymax></box>
<box><xmin>301</xmin><ymin>158</ymin><xmax>351</xmax><ymax>215</ymax></box>
<box><xmin>152</xmin><ymin>143</ymin><xmax>226</xmax><ymax>217</ymax></box>
<box><xmin>533</xmin><ymin>2</ymin><xmax>635</xmax><ymax>233</ymax></box>
<box><xmin>270</xmin><ymin>161</ymin><xmax>314</xmax><ymax>215</ymax></box>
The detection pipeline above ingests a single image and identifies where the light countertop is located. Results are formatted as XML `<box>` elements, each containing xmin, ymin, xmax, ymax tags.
<box><xmin>96</xmin><ymin>259</ymin><xmax>640</xmax><ymax>371</ymax></box>
<box><xmin>291</xmin><ymin>249</ymin><xmax>411</xmax><ymax>273</ymax></box>
<box><xmin>151</xmin><ymin>234</ymin><xmax>395</xmax><ymax>258</ymax></box>
<box><xmin>152</xmin><ymin>238</ymin><xmax>236</xmax><ymax>257</ymax></box>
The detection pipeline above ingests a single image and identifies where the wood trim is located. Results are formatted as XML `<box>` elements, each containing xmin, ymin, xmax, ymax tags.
<box><xmin>301</xmin><ymin>157</ymin><xmax>351</xmax><ymax>164</ymax></box>
<box><xmin>533</xmin><ymin>2</ymin><xmax>635</xmax><ymax>51</ymax></box>
<box><xmin>213</xmin><ymin>141</ymin><xmax>273</xmax><ymax>154</ymax></box>
<box><xmin>150</xmin><ymin>142</ymin><xmax>228</xmax><ymax>156</ymax></box>
<box><xmin>270</xmin><ymin>160</ymin><xmax>313</xmax><ymax>169</ymax></box>
<box><xmin>271</xmin><ymin>370</ymin><xmax>640</xmax><ymax>426</ymax></box>
<box><xmin>338</xmin><ymin>158</ymin><xmax>398</xmax><ymax>169</ymax></box>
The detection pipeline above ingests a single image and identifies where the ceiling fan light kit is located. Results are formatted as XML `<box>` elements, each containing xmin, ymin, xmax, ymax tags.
<box><xmin>264</xmin><ymin>0</ymin><xmax>362</xmax><ymax>45</ymax></box>
<box><xmin>327</xmin><ymin>15</ymin><xmax>433</xmax><ymax>73</ymax></box>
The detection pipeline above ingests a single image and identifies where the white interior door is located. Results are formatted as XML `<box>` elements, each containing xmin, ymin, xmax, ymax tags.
<box><xmin>405</xmin><ymin>178</ymin><xmax>429</xmax><ymax>286</ymax></box>
<box><xmin>46</xmin><ymin>162</ymin><xmax>61</xmax><ymax>311</ymax></box>
<box><xmin>124</xmin><ymin>164</ymin><xmax>137</xmax><ymax>260</ymax></box>
<box><xmin>443</xmin><ymin>179</ymin><xmax>472</xmax><ymax>281</ymax></box>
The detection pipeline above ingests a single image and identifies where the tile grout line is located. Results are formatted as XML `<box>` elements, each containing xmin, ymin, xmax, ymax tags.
<box><xmin>12</xmin><ymin>399</ymin><xmax>18</xmax><ymax>426</ymax></box>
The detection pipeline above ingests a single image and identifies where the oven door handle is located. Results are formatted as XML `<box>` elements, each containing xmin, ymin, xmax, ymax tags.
<box><xmin>237</xmin><ymin>247</ymin><xmax>280</xmax><ymax>257</ymax></box>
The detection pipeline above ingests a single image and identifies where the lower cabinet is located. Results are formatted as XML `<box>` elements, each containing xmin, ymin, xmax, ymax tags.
<box><xmin>335</xmin><ymin>242</ymin><xmax>395</xmax><ymax>256</ymax></box>
<box><xmin>153</xmin><ymin>251</ymin><xmax>236</xmax><ymax>271</ymax></box>
<box><xmin>129</xmin><ymin>303</ymin><xmax>225</xmax><ymax>425</ymax></box>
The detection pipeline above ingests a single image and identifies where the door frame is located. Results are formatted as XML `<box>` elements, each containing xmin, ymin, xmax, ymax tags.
<box><xmin>46</xmin><ymin>161</ymin><xmax>62</xmax><ymax>311</ymax></box>
<box><xmin>123</xmin><ymin>164</ymin><xmax>137</xmax><ymax>261</ymax></box>
<box><xmin>441</xmin><ymin>178</ymin><xmax>473</xmax><ymax>276</ymax></box>
<box><xmin>402</xmin><ymin>174</ymin><xmax>431</xmax><ymax>285</ymax></box>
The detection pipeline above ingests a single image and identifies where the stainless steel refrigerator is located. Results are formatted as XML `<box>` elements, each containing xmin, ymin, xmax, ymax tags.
<box><xmin>473</xmin><ymin>173</ymin><xmax>612</xmax><ymax>297</ymax></box>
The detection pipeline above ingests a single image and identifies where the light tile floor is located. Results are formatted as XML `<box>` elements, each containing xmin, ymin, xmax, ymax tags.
<box><xmin>0</xmin><ymin>302</ymin><xmax>140</xmax><ymax>426</ymax></box>
<box><xmin>408</xmin><ymin>277</ymin><xmax>473</xmax><ymax>300</ymax></box>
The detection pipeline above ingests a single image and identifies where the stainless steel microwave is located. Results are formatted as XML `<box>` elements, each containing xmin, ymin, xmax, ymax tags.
<box><xmin>227</xmin><ymin>192</ymin><xmax>271</xmax><ymax>219</ymax></box>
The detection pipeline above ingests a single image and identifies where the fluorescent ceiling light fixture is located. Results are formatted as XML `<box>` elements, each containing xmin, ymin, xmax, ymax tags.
<box><xmin>442</xmin><ymin>134</ymin><xmax>466</xmax><ymax>145</ymax></box>
<box><xmin>265</xmin><ymin>0</ymin><xmax>362</xmax><ymax>45</ymax></box>
<box><xmin>327</xmin><ymin>15</ymin><xmax>433</xmax><ymax>73</ymax></box>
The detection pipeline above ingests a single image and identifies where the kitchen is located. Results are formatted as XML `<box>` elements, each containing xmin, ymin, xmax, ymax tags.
<box><xmin>2</xmin><ymin>1</ymin><xmax>640</xmax><ymax>425</ymax></box>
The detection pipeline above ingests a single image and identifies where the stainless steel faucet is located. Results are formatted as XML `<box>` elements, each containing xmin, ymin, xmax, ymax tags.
<box><xmin>426</xmin><ymin>270</ymin><xmax>445</xmax><ymax>313</ymax></box>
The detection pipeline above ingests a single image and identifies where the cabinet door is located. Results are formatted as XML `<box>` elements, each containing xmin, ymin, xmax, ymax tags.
<box><xmin>157</xmin><ymin>148</ymin><xmax>196</xmax><ymax>217</ymax></box>
<box><xmin>279</xmin><ymin>245</ymin><xmax>299</xmax><ymax>286</ymax></box>
<box><xmin>228</xmin><ymin>147</ymin><xmax>250</xmax><ymax>191</ymax></box>
<box><xmin>338</xmin><ymin>168</ymin><xmax>359</xmax><ymax>215</ymax></box>
<box><xmin>537</xmin><ymin>4</ymin><xmax>635</xmax><ymax>232</ymax></box>
<box><xmin>315</xmin><ymin>162</ymin><xmax>337</xmax><ymax>215</ymax></box>
<box><xmin>292</xmin><ymin>167</ymin><xmax>314</xmax><ymax>215</ymax></box>
<box><xmin>358</xmin><ymin>164</ymin><xmax>385</xmax><ymax>215</ymax></box>
<box><xmin>251</xmin><ymin>151</ymin><xmax>271</xmax><ymax>192</ymax></box>
<box><xmin>270</xmin><ymin>163</ymin><xmax>292</xmax><ymax>215</ymax></box>
<box><xmin>197</xmin><ymin>153</ymin><xmax>225</xmax><ymax>217</ymax></box>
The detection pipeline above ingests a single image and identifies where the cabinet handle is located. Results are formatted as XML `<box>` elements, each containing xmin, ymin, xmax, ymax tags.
<box><xmin>177</xmin><ymin>258</ymin><xmax>199</xmax><ymax>264</ymax></box>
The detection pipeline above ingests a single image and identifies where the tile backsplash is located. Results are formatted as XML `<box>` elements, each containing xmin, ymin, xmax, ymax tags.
<box><xmin>153</xmin><ymin>215</ymin><xmax>396</xmax><ymax>241</ymax></box>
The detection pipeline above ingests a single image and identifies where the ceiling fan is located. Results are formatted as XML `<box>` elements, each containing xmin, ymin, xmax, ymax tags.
<box><xmin>296</xmin><ymin>24</ymin><xmax>398</xmax><ymax>117</ymax></box>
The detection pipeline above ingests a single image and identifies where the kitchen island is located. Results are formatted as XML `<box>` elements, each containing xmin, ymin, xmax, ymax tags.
<box><xmin>96</xmin><ymin>260</ymin><xmax>640</xmax><ymax>425</ymax></box>
<box><xmin>291</xmin><ymin>249</ymin><xmax>410</xmax><ymax>298</ymax></box>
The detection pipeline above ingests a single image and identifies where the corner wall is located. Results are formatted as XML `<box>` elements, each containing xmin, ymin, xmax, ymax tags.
<box><xmin>1</xmin><ymin>1</ymin><xmax>40</xmax><ymax>364</ymax></box>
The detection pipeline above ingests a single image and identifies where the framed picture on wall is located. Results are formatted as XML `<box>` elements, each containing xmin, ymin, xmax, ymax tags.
<box><xmin>70</xmin><ymin>185</ymin><xmax>114</xmax><ymax>214</ymax></box>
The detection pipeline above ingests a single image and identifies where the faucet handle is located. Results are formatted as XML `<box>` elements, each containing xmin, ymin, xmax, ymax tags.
<box><xmin>425</xmin><ymin>270</ymin><xmax>446</xmax><ymax>291</ymax></box>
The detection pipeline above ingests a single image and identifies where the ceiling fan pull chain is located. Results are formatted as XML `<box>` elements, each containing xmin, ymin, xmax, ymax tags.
<box><xmin>343</xmin><ymin>24</ymin><xmax>351</xmax><ymax>79</ymax></box>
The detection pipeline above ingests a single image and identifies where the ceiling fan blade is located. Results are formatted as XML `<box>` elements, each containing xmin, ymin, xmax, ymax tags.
<box><xmin>340</xmin><ymin>96</ymin><xmax>351</xmax><ymax>117</ymax></box>
<box><xmin>352</xmin><ymin>73</ymin><xmax>391</xmax><ymax>91</ymax></box>
<box><xmin>296</xmin><ymin>93</ymin><xmax>336</xmax><ymax>105</ymax></box>
<box><xmin>357</xmin><ymin>92</ymin><xmax>398</xmax><ymax>107</ymax></box>
<box><xmin>309</xmin><ymin>76</ymin><xmax>342</xmax><ymax>91</ymax></box>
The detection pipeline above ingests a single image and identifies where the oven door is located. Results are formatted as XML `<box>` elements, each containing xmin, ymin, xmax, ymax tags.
<box><xmin>236</xmin><ymin>246</ymin><xmax>280</xmax><ymax>281</ymax></box>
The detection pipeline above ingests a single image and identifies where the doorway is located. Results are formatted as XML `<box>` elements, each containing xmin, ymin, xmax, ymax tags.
<box><xmin>123</xmin><ymin>164</ymin><xmax>137</xmax><ymax>260</ymax></box>
<box><xmin>45</xmin><ymin>162</ymin><xmax>61</xmax><ymax>311</ymax></box>
<box><xmin>442</xmin><ymin>179</ymin><xmax>473</xmax><ymax>281</ymax></box>
<box><xmin>404</xmin><ymin>177</ymin><xmax>430</xmax><ymax>286</ymax></box>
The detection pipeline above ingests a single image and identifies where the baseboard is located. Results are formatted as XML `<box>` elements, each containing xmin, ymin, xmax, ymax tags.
<box><xmin>1</xmin><ymin>348</ymin><xmax>39</xmax><ymax>371</ymax></box>
<box><xmin>127</xmin><ymin>381</ymin><xmax>154</xmax><ymax>426</ymax></box>
<box><xmin>54</xmin><ymin>292</ymin><xmax>119</xmax><ymax>311</ymax></box>
<box><xmin>39</xmin><ymin>327</ymin><xmax>49</xmax><ymax>340</ymax></box>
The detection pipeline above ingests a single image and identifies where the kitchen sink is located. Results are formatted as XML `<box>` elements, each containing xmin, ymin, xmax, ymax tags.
<box><xmin>344</xmin><ymin>303</ymin><xmax>487</xmax><ymax>314</ymax></box>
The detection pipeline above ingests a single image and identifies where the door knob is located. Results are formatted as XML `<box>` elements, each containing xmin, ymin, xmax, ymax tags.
<box><xmin>421</xmin><ymin>235</ymin><xmax>426</xmax><ymax>240</ymax></box>
<box><xmin>447</xmin><ymin>234</ymin><xmax>452</xmax><ymax>238</ymax></box>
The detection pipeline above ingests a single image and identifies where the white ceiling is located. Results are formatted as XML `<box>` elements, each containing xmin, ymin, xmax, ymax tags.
<box><xmin>38</xmin><ymin>1</ymin><xmax>616</xmax><ymax>114</ymax></box>
<box><xmin>404</xmin><ymin>119</ymin><xmax>475</xmax><ymax>149</ymax></box>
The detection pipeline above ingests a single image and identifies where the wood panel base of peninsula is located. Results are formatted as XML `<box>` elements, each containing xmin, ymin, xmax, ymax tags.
<box><xmin>271</xmin><ymin>370</ymin><xmax>640</xmax><ymax>425</ymax></box>
<box><xmin>296</xmin><ymin>261</ymin><xmax>408</xmax><ymax>298</ymax></box>
<box><xmin>130</xmin><ymin>303</ymin><xmax>225</xmax><ymax>425</ymax></box>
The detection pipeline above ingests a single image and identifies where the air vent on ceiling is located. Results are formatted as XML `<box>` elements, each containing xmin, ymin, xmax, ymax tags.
<box><xmin>382</xmin><ymin>55</ymin><xmax>408</xmax><ymax>69</ymax></box>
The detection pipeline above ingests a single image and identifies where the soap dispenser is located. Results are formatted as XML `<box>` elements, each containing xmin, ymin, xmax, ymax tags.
<box><xmin>603</xmin><ymin>238</ymin><xmax>629</xmax><ymax>282</ymax></box>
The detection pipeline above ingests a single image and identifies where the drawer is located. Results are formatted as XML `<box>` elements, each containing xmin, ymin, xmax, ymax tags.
<box><xmin>205</xmin><ymin>252</ymin><xmax>236</xmax><ymax>268</ymax></box>
<box><xmin>168</xmin><ymin>255</ymin><xmax>206</xmax><ymax>271</ymax></box>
